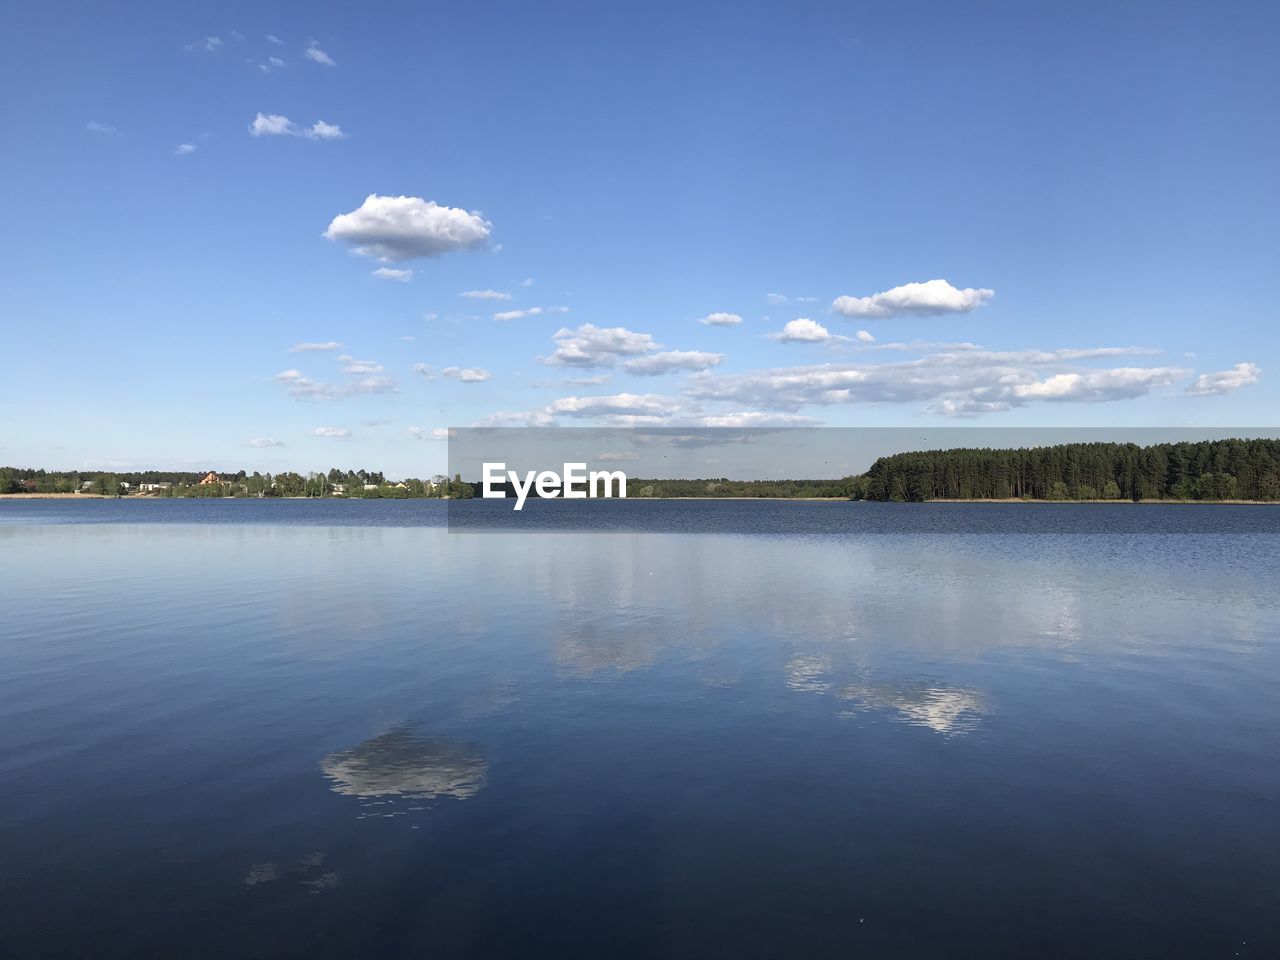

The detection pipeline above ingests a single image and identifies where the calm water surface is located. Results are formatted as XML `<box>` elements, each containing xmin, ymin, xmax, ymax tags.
<box><xmin>1</xmin><ymin>500</ymin><xmax>1278</xmax><ymax>958</ymax></box>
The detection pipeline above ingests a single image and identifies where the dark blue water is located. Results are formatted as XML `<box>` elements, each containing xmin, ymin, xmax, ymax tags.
<box><xmin>1</xmin><ymin>500</ymin><xmax>1278</xmax><ymax>958</ymax></box>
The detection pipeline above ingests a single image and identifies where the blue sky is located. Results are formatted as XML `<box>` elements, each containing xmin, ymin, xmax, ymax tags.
<box><xmin>2</xmin><ymin>0</ymin><xmax>1277</xmax><ymax>477</ymax></box>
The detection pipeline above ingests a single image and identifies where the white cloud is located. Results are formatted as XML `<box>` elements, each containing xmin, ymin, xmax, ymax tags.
<box><xmin>765</xmin><ymin>293</ymin><xmax>788</xmax><ymax>305</ymax></box>
<box><xmin>596</xmin><ymin>451</ymin><xmax>640</xmax><ymax>462</ymax></box>
<box><xmin>249</xmin><ymin>113</ymin><xmax>345</xmax><ymax>140</ymax></box>
<box><xmin>773</xmin><ymin>318</ymin><xmax>839</xmax><ymax>343</ymax></box>
<box><xmin>86</xmin><ymin>120</ymin><xmax>122</xmax><ymax>136</ymax></box>
<box><xmin>268</xmin><ymin>56</ymin><xmax>286</xmax><ymax>68</ymax></box>
<box><xmin>304</xmin><ymin>42</ymin><xmax>335</xmax><ymax>66</ymax></box>
<box><xmin>289</xmin><ymin>341</ymin><xmax>343</xmax><ymax>352</ymax></box>
<box><xmin>493</xmin><ymin>305</ymin><xmax>568</xmax><ymax>321</ymax></box>
<box><xmin>266</xmin><ymin>34</ymin><xmax>283</xmax><ymax>45</ymax></box>
<box><xmin>372</xmin><ymin>267</ymin><xmax>413</xmax><ymax>282</ymax></box>
<box><xmin>519</xmin><ymin>277</ymin><xmax>534</xmax><ymax>287</ymax></box>
<box><xmin>563</xmin><ymin>374</ymin><xmax>611</xmax><ymax>386</ymax></box>
<box><xmin>340</xmin><ymin>357</ymin><xmax>384</xmax><ymax>374</ymax></box>
<box><xmin>699</xmin><ymin>312</ymin><xmax>743</xmax><ymax>327</ymax></box>
<box><xmin>856</xmin><ymin>330</ymin><xmax>875</xmax><ymax>343</ymax></box>
<box><xmin>475</xmin><ymin>409</ymin><xmax>557</xmax><ymax>427</ymax></box>
<box><xmin>542</xmin><ymin>324</ymin><xmax>660</xmax><ymax>367</ymax></box>
<box><xmin>250</xmin><ymin>113</ymin><xmax>292</xmax><ymax>136</ymax></box>
<box><xmin>547</xmin><ymin>393</ymin><xmax>684</xmax><ymax>422</ymax></box>
<box><xmin>313</xmin><ymin>427</ymin><xmax>350</xmax><ymax>438</ymax></box>
<box><xmin>351</xmin><ymin>376</ymin><xmax>396</xmax><ymax>395</ymax></box>
<box><xmin>832</xmin><ymin>279</ymin><xmax>994</xmax><ymax>318</ymax></box>
<box><xmin>308</xmin><ymin>120</ymin><xmax>344</xmax><ymax>140</ymax></box>
<box><xmin>174</xmin><ymin>143</ymin><xmax>196</xmax><ymax>156</ymax></box>
<box><xmin>324</xmin><ymin>195</ymin><xmax>491</xmax><ymax>262</ymax></box>
<box><xmin>185</xmin><ymin>36</ymin><xmax>223</xmax><ymax>52</ymax></box>
<box><xmin>409</xmin><ymin>425</ymin><xmax>459</xmax><ymax>440</ymax></box>
<box><xmin>687</xmin><ymin>346</ymin><xmax>1185</xmax><ymax>417</ymax></box>
<box><xmin>1006</xmin><ymin>368</ymin><xmax>1182</xmax><ymax>402</ymax></box>
<box><xmin>460</xmin><ymin>289</ymin><xmax>512</xmax><ymax>300</ymax></box>
<box><xmin>441</xmin><ymin>366</ymin><xmax>491</xmax><ymax>382</ymax></box>
<box><xmin>624</xmin><ymin>350</ymin><xmax>725</xmax><ymax>375</ymax></box>
<box><xmin>276</xmin><ymin>363</ymin><xmax>396</xmax><ymax>400</ymax></box>
<box><xmin>692</xmin><ymin>412</ymin><xmax>818</xmax><ymax>427</ymax></box>
<box><xmin>1186</xmin><ymin>362</ymin><xmax>1260</xmax><ymax>396</ymax></box>
<box><xmin>245</xmin><ymin>436</ymin><xmax>284</xmax><ymax>448</ymax></box>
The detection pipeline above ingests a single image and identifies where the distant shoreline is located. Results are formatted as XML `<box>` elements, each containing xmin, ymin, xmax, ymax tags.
<box><xmin>2</xmin><ymin>493</ymin><xmax>1277</xmax><ymax>505</ymax></box>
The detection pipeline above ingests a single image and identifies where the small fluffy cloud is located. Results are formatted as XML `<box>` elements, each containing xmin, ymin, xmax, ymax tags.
<box><xmin>304</xmin><ymin>42</ymin><xmax>335</xmax><ymax>66</ymax></box>
<box><xmin>290</xmin><ymin>341</ymin><xmax>343</xmax><ymax>352</ymax></box>
<box><xmin>543</xmin><ymin>324</ymin><xmax>660</xmax><ymax>367</ymax></box>
<box><xmin>245</xmin><ymin>437</ymin><xmax>284</xmax><ymax>448</ymax></box>
<box><xmin>266</xmin><ymin>34</ymin><xmax>283</xmax><ymax>44</ymax></box>
<box><xmin>250</xmin><ymin>113</ymin><xmax>345</xmax><ymax>140</ymax></box>
<box><xmin>86</xmin><ymin>121</ymin><xmax>121</xmax><ymax>136</ymax></box>
<box><xmin>313</xmin><ymin>427</ymin><xmax>350</xmax><ymax>438</ymax></box>
<box><xmin>773</xmin><ymin>318</ymin><xmax>839</xmax><ymax>343</ymax></box>
<box><xmin>624</xmin><ymin>350</ymin><xmax>725</xmax><ymax>375</ymax></box>
<box><xmin>324</xmin><ymin>195</ymin><xmax>491</xmax><ymax>262</ymax></box>
<box><xmin>185</xmin><ymin>36</ymin><xmax>223</xmax><ymax>52</ymax></box>
<box><xmin>1186</xmin><ymin>362</ymin><xmax>1260</xmax><ymax>396</ymax></box>
<box><xmin>856</xmin><ymin>330</ymin><xmax>875</xmax><ymax>343</ymax></box>
<box><xmin>250</xmin><ymin>113</ymin><xmax>292</xmax><ymax>136</ymax></box>
<box><xmin>372</xmin><ymin>267</ymin><xmax>413</xmax><ymax>282</ymax></box>
<box><xmin>460</xmin><ymin>289</ymin><xmax>511</xmax><ymax>300</ymax></box>
<box><xmin>832</xmin><ymin>279</ymin><xmax>994</xmax><ymax>318</ymax></box>
<box><xmin>308</xmin><ymin>120</ymin><xmax>344</xmax><ymax>140</ymax></box>
<box><xmin>441</xmin><ymin>366</ymin><xmax>492</xmax><ymax>382</ymax></box>
<box><xmin>765</xmin><ymin>293</ymin><xmax>788</xmax><ymax>305</ymax></box>
<box><xmin>700</xmin><ymin>312</ymin><xmax>743</xmax><ymax>327</ymax></box>
<box><xmin>340</xmin><ymin>357</ymin><xmax>384</xmax><ymax>374</ymax></box>
<box><xmin>493</xmin><ymin>305</ymin><xmax>568</xmax><ymax>321</ymax></box>
<box><xmin>174</xmin><ymin>143</ymin><xmax>196</xmax><ymax>156</ymax></box>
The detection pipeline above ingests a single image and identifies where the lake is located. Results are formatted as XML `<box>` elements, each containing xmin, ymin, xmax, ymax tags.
<box><xmin>1</xmin><ymin>499</ymin><xmax>1278</xmax><ymax>958</ymax></box>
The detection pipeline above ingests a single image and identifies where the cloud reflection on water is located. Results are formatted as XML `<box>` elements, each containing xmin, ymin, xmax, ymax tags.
<box><xmin>837</xmin><ymin>681</ymin><xmax>990</xmax><ymax>735</ymax></box>
<box><xmin>321</xmin><ymin>727</ymin><xmax>488</xmax><ymax>800</ymax></box>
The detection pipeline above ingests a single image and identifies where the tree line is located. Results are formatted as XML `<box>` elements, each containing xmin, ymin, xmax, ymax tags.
<box><xmin>856</xmin><ymin>439</ymin><xmax>1280</xmax><ymax>501</ymax></box>
<box><xmin>0</xmin><ymin>467</ymin><xmax>473</xmax><ymax>499</ymax></box>
<box><xmin>6</xmin><ymin>439</ymin><xmax>1279</xmax><ymax>501</ymax></box>
<box><xmin>626</xmin><ymin>478</ymin><xmax>859</xmax><ymax>498</ymax></box>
